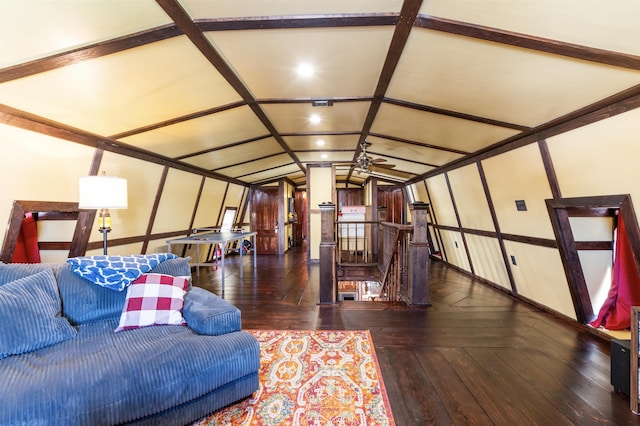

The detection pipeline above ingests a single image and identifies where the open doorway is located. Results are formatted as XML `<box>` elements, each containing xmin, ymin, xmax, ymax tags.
<box><xmin>547</xmin><ymin>194</ymin><xmax>640</xmax><ymax>333</ymax></box>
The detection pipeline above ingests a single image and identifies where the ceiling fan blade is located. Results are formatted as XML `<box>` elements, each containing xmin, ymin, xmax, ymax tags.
<box><xmin>371</xmin><ymin>164</ymin><xmax>396</xmax><ymax>169</ymax></box>
<box><xmin>370</xmin><ymin>158</ymin><xmax>387</xmax><ymax>163</ymax></box>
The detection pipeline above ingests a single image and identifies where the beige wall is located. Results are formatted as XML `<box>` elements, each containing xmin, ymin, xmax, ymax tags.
<box><xmin>308</xmin><ymin>165</ymin><xmax>335</xmax><ymax>260</ymax></box>
<box><xmin>420</xmin><ymin>108</ymin><xmax>639</xmax><ymax>322</ymax></box>
<box><xmin>0</xmin><ymin>123</ymin><xmax>248</xmax><ymax>263</ymax></box>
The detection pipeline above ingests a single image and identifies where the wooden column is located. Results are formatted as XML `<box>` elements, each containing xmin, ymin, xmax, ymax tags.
<box><xmin>319</xmin><ymin>202</ymin><xmax>336</xmax><ymax>304</ymax></box>
<box><xmin>377</xmin><ymin>206</ymin><xmax>387</xmax><ymax>271</ymax></box>
<box><xmin>409</xmin><ymin>202</ymin><xmax>431</xmax><ymax>306</ymax></box>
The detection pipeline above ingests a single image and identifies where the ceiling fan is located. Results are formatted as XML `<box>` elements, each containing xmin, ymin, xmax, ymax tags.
<box><xmin>351</xmin><ymin>142</ymin><xmax>395</xmax><ymax>174</ymax></box>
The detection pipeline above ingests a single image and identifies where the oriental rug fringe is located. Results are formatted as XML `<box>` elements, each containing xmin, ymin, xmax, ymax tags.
<box><xmin>195</xmin><ymin>329</ymin><xmax>395</xmax><ymax>425</ymax></box>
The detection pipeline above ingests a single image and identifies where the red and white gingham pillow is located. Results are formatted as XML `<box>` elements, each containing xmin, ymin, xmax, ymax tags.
<box><xmin>115</xmin><ymin>273</ymin><xmax>190</xmax><ymax>332</ymax></box>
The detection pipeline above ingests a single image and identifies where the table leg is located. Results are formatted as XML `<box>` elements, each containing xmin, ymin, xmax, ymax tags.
<box><xmin>221</xmin><ymin>243</ymin><xmax>226</xmax><ymax>293</ymax></box>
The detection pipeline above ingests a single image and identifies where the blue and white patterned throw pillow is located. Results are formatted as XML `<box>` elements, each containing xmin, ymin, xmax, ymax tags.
<box><xmin>66</xmin><ymin>253</ymin><xmax>178</xmax><ymax>291</ymax></box>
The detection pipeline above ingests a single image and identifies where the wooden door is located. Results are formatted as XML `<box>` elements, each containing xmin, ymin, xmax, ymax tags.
<box><xmin>251</xmin><ymin>187</ymin><xmax>279</xmax><ymax>254</ymax></box>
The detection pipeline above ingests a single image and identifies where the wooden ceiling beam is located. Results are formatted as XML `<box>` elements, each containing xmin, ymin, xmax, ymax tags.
<box><xmin>0</xmin><ymin>103</ymin><xmax>247</xmax><ymax>186</ymax></box>
<box><xmin>155</xmin><ymin>0</ymin><xmax>306</xmax><ymax>175</ymax></box>
<box><xmin>348</xmin><ymin>0</ymin><xmax>424</xmax><ymax>182</ymax></box>
<box><xmin>0</xmin><ymin>25</ymin><xmax>181</xmax><ymax>84</ymax></box>
<box><xmin>383</xmin><ymin>97</ymin><xmax>531</xmax><ymax>131</ymax></box>
<box><xmin>415</xmin><ymin>15</ymin><xmax>640</xmax><ymax>71</ymax></box>
<box><xmin>408</xmin><ymin>84</ymin><xmax>640</xmax><ymax>183</ymax></box>
<box><xmin>196</xmin><ymin>14</ymin><xmax>398</xmax><ymax>31</ymax></box>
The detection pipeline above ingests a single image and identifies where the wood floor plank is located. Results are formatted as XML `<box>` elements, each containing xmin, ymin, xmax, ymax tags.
<box><xmin>414</xmin><ymin>347</ymin><xmax>494</xmax><ymax>425</ymax></box>
<box><xmin>191</xmin><ymin>245</ymin><xmax>640</xmax><ymax>425</ymax></box>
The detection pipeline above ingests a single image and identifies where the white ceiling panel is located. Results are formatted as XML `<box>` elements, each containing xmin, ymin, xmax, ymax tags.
<box><xmin>372</xmin><ymin>103</ymin><xmax>520</xmax><ymax>154</ymax></box>
<box><xmin>206</xmin><ymin>27</ymin><xmax>394</xmax><ymax>99</ymax></box>
<box><xmin>283</xmin><ymin>134</ymin><xmax>360</xmax><ymax>152</ymax></box>
<box><xmin>421</xmin><ymin>0</ymin><xmax>640</xmax><ymax>55</ymax></box>
<box><xmin>388</xmin><ymin>29</ymin><xmax>640</xmax><ymax>127</ymax></box>
<box><xmin>181</xmin><ymin>137</ymin><xmax>284</xmax><ymax>170</ymax></box>
<box><xmin>262</xmin><ymin>102</ymin><xmax>371</xmax><ymax>134</ymax></box>
<box><xmin>120</xmin><ymin>106</ymin><xmax>267</xmax><ymax>158</ymax></box>
<box><xmin>0</xmin><ymin>36</ymin><xmax>243</xmax><ymax>136</ymax></box>
<box><xmin>0</xmin><ymin>0</ymin><xmax>171</xmax><ymax>67</ymax></box>
<box><xmin>1</xmin><ymin>1</ymin><xmax>638</xmax><ymax>188</ymax></box>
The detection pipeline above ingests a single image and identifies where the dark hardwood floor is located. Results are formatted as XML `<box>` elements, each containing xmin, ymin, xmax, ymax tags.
<box><xmin>191</xmin><ymin>244</ymin><xmax>636</xmax><ymax>425</ymax></box>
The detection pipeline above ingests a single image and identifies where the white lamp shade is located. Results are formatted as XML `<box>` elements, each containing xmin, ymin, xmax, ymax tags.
<box><xmin>78</xmin><ymin>176</ymin><xmax>128</xmax><ymax>209</ymax></box>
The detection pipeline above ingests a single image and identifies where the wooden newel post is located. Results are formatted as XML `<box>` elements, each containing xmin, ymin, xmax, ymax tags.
<box><xmin>319</xmin><ymin>202</ymin><xmax>337</xmax><ymax>304</ymax></box>
<box><xmin>409</xmin><ymin>202</ymin><xmax>431</xmax><ymax>306</ymax></box>
<box><xmin>377</xmin><ymin>206</ymin><xmax>387</xmax><ymax>271</ymax></box>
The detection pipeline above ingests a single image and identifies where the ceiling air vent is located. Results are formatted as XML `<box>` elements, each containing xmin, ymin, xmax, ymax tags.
<box><xmin>311</xmin><ymin>99</ymin><xmax>333</xmax><ymax>107</ymax></box>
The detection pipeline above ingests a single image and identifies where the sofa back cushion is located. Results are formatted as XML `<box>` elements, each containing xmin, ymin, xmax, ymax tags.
<box><xmin>0</xmin><ymin>257</ymin><xmax>192</xmax><ymax>326</ymax></box>
<box><xmin>58</xmin><ymin>256</ymin><xmax>192</xmax><ymax>325</ymax></box>
<box><xmin>0</xmin><ymin>268</ymin><xmax>77</xmax><ymax>359</ymax></box>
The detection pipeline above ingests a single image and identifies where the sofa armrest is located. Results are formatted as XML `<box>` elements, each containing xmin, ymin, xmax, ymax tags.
<box><xmin>182</xmin><ymin>287</ymin><xmax>242</xmax><ymax>336</ymax></box>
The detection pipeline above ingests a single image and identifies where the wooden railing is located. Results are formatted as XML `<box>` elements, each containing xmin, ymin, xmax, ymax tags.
<box><xmin>319</xmin><ymin>202</ymin><xmax>431</xmax><ymax>305</ymax></box>
<box><xmin>378</xmin><ymin>222</ymin><xmax>413</xmax><ymax>302</ymax></box>
<box><xmin>336</xmin><ymin>220</ymin><xmax>378</xmax><ymax>265</ymax></box>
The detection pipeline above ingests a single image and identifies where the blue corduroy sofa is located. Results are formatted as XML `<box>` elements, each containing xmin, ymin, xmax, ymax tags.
<box><xmin>0</xmin><ymin>257</ymin><xmax>260</xmax><ymax>426</ymax></box>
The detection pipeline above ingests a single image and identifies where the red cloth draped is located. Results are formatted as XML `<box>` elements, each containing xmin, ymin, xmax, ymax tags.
<box><xmin>590</xmin><ymin>214</ymin><xmax>640</xmax><ymax>330</ymax></box>
<box><xmin>11</xmin><ymin>212</ymin><xmax>41</xmax><ymax>264</ymax></box>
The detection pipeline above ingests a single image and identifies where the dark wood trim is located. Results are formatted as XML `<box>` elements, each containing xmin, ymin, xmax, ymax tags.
<box><xmin>477</xmin><ymin>162</ymin><xmax>518</xmax><ymax>293</ymax></box>
<box><xmin>109</xmin><ymin>101</ymin><xmax>246</xmax><ymax>140</ymax></box>
<box><xmin>414</xmin><ymin>15</ymin><xmax>640</xmax><ymax>71</ymax></box>
<box><xmin>86</xmin><ymin>230</ymin><xmax>191</xmax><ymax>251</ymax></box>
<box><xmin>543</xmin><ymin>195</ymin><xmax>638</xmax><ymax>324</ymax></box>
<box><xmin>238</xmin><ymin>187</ymin><xmax>252</xmax><ymax>229</ymax></box>
<box><xmin>71</xmin><ymin>149</ymin><xmax>104</xmax><ymax>257</ymax></box>
<box><xmin>368</xmin><ymin>132</ymin><xmax>469</xmax><ymax>155</ymax></box>
<box><xmin>195</xmin><ymin>14</ymin><xmax>398</xmax><ymax>32</ymax></box>
<box><xmin>189</xmin><ymin>177</ymin><xmax>206</xmax><ymax>232</ymax></box>
<box><xmin>575</xmin><ymin>241</ymin><xmax>614</xmax><ymax>251</ymax></box>
<box><xmin>258</xmin><ymin>97</ymin><xmax>372</xmax><ymax>105</ymax></box>
<box><xmin>0</xmin><ymin>104</ymin><xmax>248</xmax><ymax>187</ymax></box>
<box><xmin>566</xmin><ymin>207</ymin><xmax>618</xmax><ymax>217</ymax></box>
<box><xmin>234</xmin><ymin>162</ymin><xmax>297</xmax><ymax>180</ymax></box>
<box><xmin>216</xmin><ymin>183</ymin><xmax>231</xmax><ymax>226</ymax></box>
<box><xmin>538</xmin><ymin>139</ymin><xmax>562</xmax><ymax>200</ymax></box>
<box><xmin>0</xmin><ymin>25</ymin><xmax>182</xmax><ymax>83</ymax></box>
<box><xmin>155</xmin><ymin>0</ymin><xmax>306</xmax><ymax>175</ymax></box>
<box><xmin>348</xmin><ymin>0</ymin><xmax>424</xmax><ymax>182</ymax></box>
<box><xmin>0</xmin><ymin>201</ymin><xmax>94</xmax><ymax>262</ymax></box>
<box><xmin>383</xmin><ymin>97</ymin><xmax>530</xmax><ymax>131</ymax></box>
<box><xmin>408</xmin><ymin>85</ymin><xmax>640</xmax><ymax>184</ymax></box>
<box><xmin>141</xmin><ymin>166</ymin><xmax>169</xmax><ymax>254</ymax></box>
<box><xmin>444</xmin><ymin>172</ymin><xmax>474</xmax><ymax>274</ymax></box>
<box><xmin>433</xmin><ymin>224</ymin><xmax>558</xmax><ymax>249</ymax></box>
<box><xmin>213</xmin><ymin>152</ymin><xmax>289</xmax><ymax>172</ymax></box>
<box><xmin>500</xmin><ymin>233</ymin><xmax>558</xmax><ymax>248</ymax></box>
<box><xmin>366</xmin><ymin>150</ymin><xmax>439</xmax><ymax>168</ymax></box>
<box><xmin>423</xmin><ymin>181</ymin><xmax>448</xmax><ymax>263</ymax></box>
<box><xmin>175</xmin><ymin>134</ymin><xmax>272</xmax><ymax>161</ymax></box>
<box><xmin>546</xmin><ymin>204</ymin><xmax>592</xmax><ymax>324</ymax></box>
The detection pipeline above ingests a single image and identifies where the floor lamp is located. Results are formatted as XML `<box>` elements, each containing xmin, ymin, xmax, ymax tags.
<box><xmin>78</xmin><ymin>174</ymin><xmax>128</xmax><ymax>255</ymax></box>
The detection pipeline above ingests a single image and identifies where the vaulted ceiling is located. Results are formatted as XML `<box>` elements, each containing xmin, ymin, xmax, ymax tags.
<box><xmin>1</xmin><ymin>0</ymin><xmax>639</xmax><ymax>187</ymax></box>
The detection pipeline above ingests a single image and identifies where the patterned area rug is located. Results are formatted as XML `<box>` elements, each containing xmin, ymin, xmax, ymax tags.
<box><xmin>195</xmin><ymin>329</ymin><xmax>395</xmax><ymax>425</ymax></box>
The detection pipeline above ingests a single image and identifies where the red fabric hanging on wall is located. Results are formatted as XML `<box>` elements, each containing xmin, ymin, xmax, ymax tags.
<box><xmin>11</xmin><ymin>212</ymin><xmax>41</xmax><ymax>264</ymax></box>
<box><xmin>590</xmin><ymin>213</ymin><xmax>640</xmax><ymax>330</ymax></box>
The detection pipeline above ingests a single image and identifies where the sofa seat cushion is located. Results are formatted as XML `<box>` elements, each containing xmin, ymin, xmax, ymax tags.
<box><xmin>0</xmin><ymin>319</ymin><xmax>260</xmax><ymax>426</ymax></box>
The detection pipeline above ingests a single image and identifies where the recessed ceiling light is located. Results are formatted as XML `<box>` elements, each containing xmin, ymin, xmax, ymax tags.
<box><xmin>321</xmin><ymin>154</ymin><xmax>328</xmax><ymax>159</ymax></box>
<box><xmin>316</xmin><ymin>139</ymin><xmax>325</xmax><ymax>146</ymax></box>
<box><xmin>309</xmin><ymin>114</ymin><xmax>321</xmax><ymax>124</ymax></box>
<box><xmin>297</xmin><ymin>63</ymin><xmax>314</xmax><ymax>78</ymax></box>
